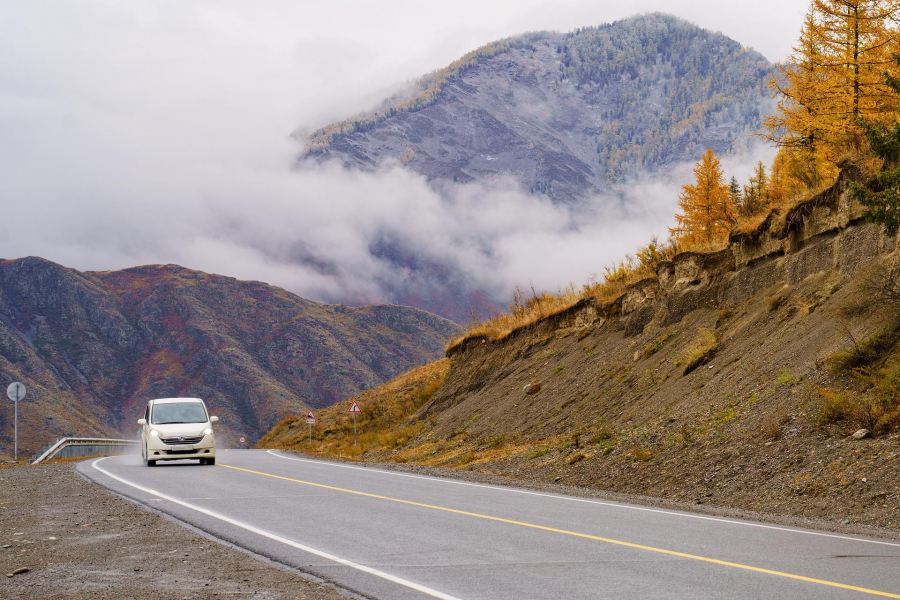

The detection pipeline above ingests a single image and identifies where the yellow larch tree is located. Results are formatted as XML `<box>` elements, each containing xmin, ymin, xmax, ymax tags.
<box><xmin>670</xmin><ymin>149</ymin><xmax>737</xmax><ymax>246</ymax></box>
<box><xmin>766</xmin><ymin>0</ymin><xmax>900</xmax><ymax>171</ymax></box>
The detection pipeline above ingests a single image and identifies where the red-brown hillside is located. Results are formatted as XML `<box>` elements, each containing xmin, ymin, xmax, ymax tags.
<box><xmin>0</xmin><ymin>258</ymin><xmax>458</xmax><ymax>457</ymax></box>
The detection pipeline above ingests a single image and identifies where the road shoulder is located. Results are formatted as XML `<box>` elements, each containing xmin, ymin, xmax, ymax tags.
<box><xmin>0</xmin><ymin>461</ymin><xmax>351</xmax><ymax>600</ymax></box>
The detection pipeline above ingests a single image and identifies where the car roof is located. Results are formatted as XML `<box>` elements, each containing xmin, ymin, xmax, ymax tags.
<box><xmin>150</xmin><ymin>397</ymin><xmax>205</xmax><ymax>405</ymax></box>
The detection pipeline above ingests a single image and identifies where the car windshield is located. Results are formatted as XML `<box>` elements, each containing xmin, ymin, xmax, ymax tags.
<box><xmin>151</xmin><ymin>402</ymin><xmax>207</xmax><ymax>424</ymax></box>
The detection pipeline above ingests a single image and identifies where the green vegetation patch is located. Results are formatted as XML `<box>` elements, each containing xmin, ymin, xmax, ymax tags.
<box><xmin>640</xmin><ymin>330</ymin><xmax>678</xmax><ymax>359</ymax></box>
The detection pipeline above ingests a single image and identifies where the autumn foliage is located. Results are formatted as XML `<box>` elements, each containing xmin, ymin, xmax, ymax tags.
<box><xmin>450</xmin><ymin>1</ymin><xmax>900</xmax><ymax>352</ymax></box>
<box><xmin>669</xmin><ymin>149</ymin><xmax>737</xmax><ymax>246</ymax></box>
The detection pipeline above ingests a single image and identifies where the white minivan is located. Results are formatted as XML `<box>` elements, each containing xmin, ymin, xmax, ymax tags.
<box><xmin>138</xmin><ymin>397</ymin><xmax>218</xmax><ymax>466</ymax></box>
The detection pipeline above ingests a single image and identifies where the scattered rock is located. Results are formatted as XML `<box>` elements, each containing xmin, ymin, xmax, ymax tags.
<box><xmin>11</xmin><ymin>567</ymin><xmax>30</xmax><ymax>575</ymax></box>
<box><xmin>852</xmin><ymin>429</ymin><xmax>870</xmax><ymax>440</ymax></box>
<box><xmin>554</xmin><ymin>476</ymin><xmax>561</xmax><ymax>483</ymax></box>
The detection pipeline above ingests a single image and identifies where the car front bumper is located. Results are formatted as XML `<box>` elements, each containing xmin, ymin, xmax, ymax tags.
<box><xmin>146</xmin><ymin>434</ymin><xmax>216</xmax><ymax>461</ymax></box>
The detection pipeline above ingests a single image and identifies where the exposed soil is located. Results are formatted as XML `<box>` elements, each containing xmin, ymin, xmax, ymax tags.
<box><xmin>0</xmin><ymin>462</ymin><xmax>350</xmax><ymax>600</ymax></box>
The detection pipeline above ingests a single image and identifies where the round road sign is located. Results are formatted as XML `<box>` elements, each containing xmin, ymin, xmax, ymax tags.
<box><xmin>7</xmin><ymin>382</ymin><xmax>26</xmax><ymax>402</ymax></box>
<box><xmin>239</xmin><ymin>436</ymin><xmax>246</xmax><ymax>444</ymax></box>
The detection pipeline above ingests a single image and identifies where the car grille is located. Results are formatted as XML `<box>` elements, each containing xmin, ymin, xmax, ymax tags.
<box><xmin>160</xmin><ymin>435</ymin><xmax>204</xmax><ymax>445</ymax></box>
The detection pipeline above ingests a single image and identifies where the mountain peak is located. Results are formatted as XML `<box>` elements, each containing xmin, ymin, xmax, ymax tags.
<box><xmin>300</xmin><ymin>13</ymin><xmax>773</xmax><ymax>201</ymax></box>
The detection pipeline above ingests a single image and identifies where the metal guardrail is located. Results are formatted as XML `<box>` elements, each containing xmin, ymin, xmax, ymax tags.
<box><xmin>32</xmin><ymin>438</ymin><xmax>140</xmax><ymax>464</ymax></box>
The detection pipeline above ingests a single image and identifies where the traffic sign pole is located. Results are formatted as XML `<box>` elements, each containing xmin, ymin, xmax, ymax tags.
<box><xmin>347</xmin><ymin>401</ymin><xmax>361</xmax><ymax>447</ymax></box>
<box><xmin>305</xmin><ymin>411</ymin><xmax>316</xmax><ymax>445</ymax></box>
<box><xmin>7</xmin><ymin>382</ymin><xmax>26</xmax><ymax>462</ymax></box>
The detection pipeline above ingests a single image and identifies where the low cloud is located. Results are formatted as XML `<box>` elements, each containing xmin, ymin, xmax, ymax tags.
<box><xmin>0</xmin><ymin>1</ymin><xmax>778</xmax><ymax>315</ymax></box>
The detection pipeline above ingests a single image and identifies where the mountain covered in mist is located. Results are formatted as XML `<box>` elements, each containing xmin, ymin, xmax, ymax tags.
<box><xmin>300</xmin><ymin>13</ymin><xmax>773</xmax><ymax>202</ymax></box>
<box><xmin>0</xmin><ymin>257</ymin><xmax>458</xmax><ymax>456</ymax></box>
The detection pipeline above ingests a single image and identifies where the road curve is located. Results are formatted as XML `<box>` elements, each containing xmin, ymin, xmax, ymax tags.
<box><xmin>78</xmin><ymin>450</ymin><xmax>900</xmax><ymax>600</ymax></box>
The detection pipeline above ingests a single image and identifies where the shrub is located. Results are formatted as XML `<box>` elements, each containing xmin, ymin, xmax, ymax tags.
<box><xmin>715</xmin><ymin>309</ymin><xmax>732</xmax><ymax>328</ymax></box>
<box><xmin>825</xmin><ymin>329</ymin><xmax>899</xmax><ymax>375</ymax></box>
<box><xmin>758</xmin><ymin>419</ymin><xmax>782</xmax><ymax>440</ymax></box>
<box><xmin>817</xmin><ymin>387</ymin><xmax>900</xmax><ymax>433</ymax></box>
<box><xmin>640</xmin><ymin>330</ymin><xmax>677</xmax><ymax>359</ymax></box>
<box><xmin>775</xmin><ymin>368</ymin><xmax>798</xmax><ymax>386</ymax></box>
<box><xmin>567</xmin><ymin>452</ymin><xmax>587</xmax><ymax>464</ymax></box>
<box><xmin>768</xmin><ymin>292</ymin><xmax>785</xmax><ymax>311</ymax></box>
<box><xmin>630</xmin><ymin>446</ymin><xmax>653</xmax><ymax>462</ymax></box>
<box><xmin>680</xmin><ymin>329</ymin><xmax>721</xmax><ymax>375</ymax></box>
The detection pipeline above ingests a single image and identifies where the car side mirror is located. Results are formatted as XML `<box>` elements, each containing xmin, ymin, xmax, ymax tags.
<box><xmin>210</xmin><ymin>416</ymin><xmax>219</xmax><ymax>423</ymax></box>
<box><xmin>137</xmin><ymin>418</ymin><xmax>147</xmax><ymax>426</ymax></box>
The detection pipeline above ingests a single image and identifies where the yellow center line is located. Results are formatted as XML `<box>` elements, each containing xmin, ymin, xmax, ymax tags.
<box><xmin>218</xmin><ymin>463</ymin><xmax>900</xmax><ymax>598</ymax></box>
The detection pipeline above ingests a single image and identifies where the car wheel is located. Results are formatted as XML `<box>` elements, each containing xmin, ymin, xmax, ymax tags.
<box><xmin>207</xmin><ymin>457</ymin><xmax>215</xmax><ymax>466</ymax></box>
<box><xmin>199</xmin><ymin>458</ymin><xmax>207</xmax><ymax>465</ymax></box>
<box><xmin>146</xmin><ymin>459</ymin><xmax>157</xmax><ymax>467</ymax></box>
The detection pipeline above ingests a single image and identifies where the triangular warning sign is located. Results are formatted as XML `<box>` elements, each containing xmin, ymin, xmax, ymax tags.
<box><xmin>348</xmin><ymin>401</ymin><xmax>361</xmax><ymax>413</ymax></box>
<box><xmin>306</xmin><ymin>410</ymin><xmax>315</xmax><ymax>419</ymax></box>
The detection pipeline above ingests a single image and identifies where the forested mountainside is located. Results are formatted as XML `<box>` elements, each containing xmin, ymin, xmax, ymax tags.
<box><xmin>0</xmin><ymin>257</ymin><xmax>458</xmax><ymax>457</ymax></box>
<box><xmin>301</xmin><ymin>13</ymin><xmax>773</xmax><ymax>201</ymax></box>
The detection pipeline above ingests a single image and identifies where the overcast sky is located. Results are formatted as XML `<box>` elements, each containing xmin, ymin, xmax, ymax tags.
<box><xmin>0</xmin><ymin>1</ymin><xmax>809</xmax><ymax>307</ymax></box>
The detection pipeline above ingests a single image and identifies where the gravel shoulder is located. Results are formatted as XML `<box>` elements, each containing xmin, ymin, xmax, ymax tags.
<box><xmin>0</xmin><ymin>461</ymin><xmax>351</xmax><ymax>600</ymax></box>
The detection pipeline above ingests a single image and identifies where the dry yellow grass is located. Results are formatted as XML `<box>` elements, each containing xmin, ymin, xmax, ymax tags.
<box><xmin>258</xmin><ymin>360</ymin><xmax>450</xmax><ymax>458</ymax></box>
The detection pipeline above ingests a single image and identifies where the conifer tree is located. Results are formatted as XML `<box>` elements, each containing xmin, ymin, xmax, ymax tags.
<box><xmin>729</xmin><ymin>176</ymin><xmax>743</xmax><ymax>212</ymax></box>
<box><xmin>670</xmin><ymin>149</ymin><xmax>737</xmax><ymax>245</ymax></box>
<box><xmin>765</xmin><ymin>1</ymin><xmax>899</xmax><ymax>167</ymax></box>
<box><xmin>741</xmin><ymin>162</ymin><xmax>770</xmax><ymax>216</ymax></box>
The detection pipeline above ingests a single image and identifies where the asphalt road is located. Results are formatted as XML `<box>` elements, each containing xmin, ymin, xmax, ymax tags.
<box><xmin>78</xmin><ymin>450</ymin><xmax>900</xmax><ymax>600</ymax></box>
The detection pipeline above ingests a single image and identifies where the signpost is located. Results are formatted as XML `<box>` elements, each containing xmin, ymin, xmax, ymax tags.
<box><xmin>7</xmin><ymin>382</ymin><xmax>26</xmax><ymax>461</ymax></box>
<box><xmin>348</xmin><ymin>401</ymin><xmax>361</xmax><ymax>446</ymax></box>
<box><xmin>305</xmin><ymin>411</ymin><xmax>316</xmax><ymax>444</ymax></box>
<box><xmin>239</xmin><ymin>436</ymin><xmax>246</xmax><ymax>444</ymax></box>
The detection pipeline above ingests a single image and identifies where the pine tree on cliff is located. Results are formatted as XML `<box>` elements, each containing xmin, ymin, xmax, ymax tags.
<box><xmin>670</xmin><ymin>149</ymin><xmax>737</xmax><ymax>246</ymax></box>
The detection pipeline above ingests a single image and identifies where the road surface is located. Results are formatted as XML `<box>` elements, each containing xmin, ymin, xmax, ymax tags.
<box><xmin>78</xmin><ymin>450</ymin><xmax>900</xmax><ymax>600</ymax></box>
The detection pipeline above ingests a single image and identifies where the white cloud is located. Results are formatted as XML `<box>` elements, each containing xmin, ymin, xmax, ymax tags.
<box><xmin>0</xmin><ymin>1</ymin><xmax>783</xmax><ymax>312</ymax></box>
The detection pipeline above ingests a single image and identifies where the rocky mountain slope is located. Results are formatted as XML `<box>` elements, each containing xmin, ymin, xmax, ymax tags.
<box><xmin>0</xmin><ymin>258</ymin><xmax>458</xmax><ymax>457</ymax></box>
<box><xmin>262</xmin><ymin>170</ymin><xmax>900</xmax><ymax>530</ymax></box>
<box><xmin>302</xmin><ymin>13</ymin><xmax>773</xmax><ymax>202</ymax></box>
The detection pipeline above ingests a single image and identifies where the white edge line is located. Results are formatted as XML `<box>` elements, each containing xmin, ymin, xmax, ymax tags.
<box><xmin>90</xmin><ymin>457</ymin><xmax>462</xmax><ymax>600</ymax></box>
<box><xmin>266</xmin><ymin>450</ymin><xmax>900</xmax><ymax>549</ymax></box>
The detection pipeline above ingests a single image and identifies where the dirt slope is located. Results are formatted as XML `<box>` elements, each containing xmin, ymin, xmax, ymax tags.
<box><xmin>262</xmin><ymin>173</ymin><xmax>900</xmax><ymax>530</ymax></box>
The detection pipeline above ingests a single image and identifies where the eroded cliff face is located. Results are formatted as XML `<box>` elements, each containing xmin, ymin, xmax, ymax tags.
<box><xmin>407</xmin><ymin>177</ymin><xmax>900</xmax><ymax>528</ymax></box>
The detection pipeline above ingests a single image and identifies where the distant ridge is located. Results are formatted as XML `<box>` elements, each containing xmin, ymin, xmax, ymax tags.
<box><xmin>0</xmin><ymin>257</ymin><xmax>458</xmax><ymax>456</ymax></box>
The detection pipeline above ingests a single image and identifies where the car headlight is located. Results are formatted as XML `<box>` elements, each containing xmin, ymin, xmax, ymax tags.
<box><xmin>150</xmin><ymin>429</ymin><xmax>159</xmax><ymax>437</ymax></box>
<box><xmin>203</xmin><ymin>427</ymin><xmax>213</xmax><ymax>436</ymax></box>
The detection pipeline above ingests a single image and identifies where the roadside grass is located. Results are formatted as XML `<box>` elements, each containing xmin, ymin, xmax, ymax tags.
<box><xmin>258</xmin><ymin>360</ymin><xmax>450</xmax><ymax>458</ymax></box>
<box><xmin>678</xmin><ymin>329</ymin><xmax>721</xmax><ymax>375</ymax></box>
